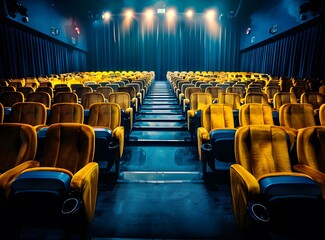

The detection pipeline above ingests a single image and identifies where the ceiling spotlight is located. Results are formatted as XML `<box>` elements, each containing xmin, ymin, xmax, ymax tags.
<box><xmin>125</xmin><ymin>9</ymin><xmax>134</xmax><ymax>19</ymax></box>
<box><xmin>186</xmin><ymin>9</ymin><xmax>194</xmax><ymax>18</ymax></box>
<box><xmin>144</xmin><ymin>9</ymin><xmax>154</xmax><ymax>19</ymax></box>
<box><xmin>102</xmin><ymin>12</ymin><xmax>111</xmax><ymax>21</ymax></box>
<box><xmin>166</xmin><ymin>9</ymin><xmax>176</xmax><ymax>20</ymax></box>
<box><xmin>206</xmin><ymin>9</ymin><xmax>216</xmax><ymax>21</ymax></box>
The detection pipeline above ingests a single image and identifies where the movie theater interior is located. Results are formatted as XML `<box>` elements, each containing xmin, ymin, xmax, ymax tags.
<box><xmin>1</xmin><ymin>0</ymin><xmax>325</xmax><ymax>239</ymax></box>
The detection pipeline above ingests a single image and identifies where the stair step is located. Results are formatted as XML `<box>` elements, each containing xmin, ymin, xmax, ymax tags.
<box><xmin>133</xmin><ymin>121</ymin><xmax>187</xmax><ymax>129</ymax></box>
<box><xmin>139</xmin><ymin>109</ymin><xmax>183</xmax><ymax>114</ymax></box>
<box><xmin>136</xmin><ymin>114</ymin><xmax>185</xmax><ymax>121</ymax></box>
<box><xmin>140</xmin><ymin>105</ymin><xmax>180</xmax><ymax>110</ymax></box>
<box><xmin>129</xmin><ymin>130</ymin><xmax>192</xmax><ymax>142</ymax></box>
<box><xmin>119</xmin><ymin>171</ymin><xmax>203</xmax><ymax>183</ymax></box>
<box><xmin>143</xmin><ymin>100</ymin><xmax>179</xmax><ymax>104</ymax></box>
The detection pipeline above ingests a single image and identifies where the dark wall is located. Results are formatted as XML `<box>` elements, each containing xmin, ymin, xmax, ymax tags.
<box><xmin>239</xmin><ymin>0</ymin><xmax>325</xmax><ymax>78</ymax></box>
<box><xmin>0</xmin><ymin>0</ymin><xmax>87</xmax><ymax>79</ymax></box>
<box><xmin>240</xmin><ymin>0</ymin><xmax>321</xmax><ymax>50</ymax></box>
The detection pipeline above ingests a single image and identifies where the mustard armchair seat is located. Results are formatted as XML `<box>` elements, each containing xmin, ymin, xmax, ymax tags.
<box><xmin>108</xmin><ymin>92</ymin><xmax>133</xmax><ymax>138</ymax></box>
<box><xmin>279</xmin><ymin>103</ymin><xmax>316</xmax><ymax>130</ymax></box>
<box><xmin>294</xmin><ymin>126</ymin><xmax>325</xmax><ymax>199</ymax></box>
<box><xmin>0</xmin><ymin>103</ymin><xmax>4</xmax><ymax>123</ymax></box>
<box><xmin>8</xmin><ymin>102</ymin><xmax>47</xmax><ymax>131</ymax></box>
<box><xmin>0</xmin><ymin>123</ymin><xmax>39</xmax><ymax>204</ymax></box>
<box><xmin>230</xmin><ymin>125</ymin><xmax>323</xmax><ymax>234</ymax></box>
<box><xmin>9</xmin><ymin>123</ymin><xmax>98</xmax><ymax>229</ymax></box>
<box><xmin>197</xmin><ymin>104</ymin><xmax>236</xmax><ymax>176</ymax></box>
<box><xmin>273</xmin><ymin>92</ymin><xmax>297</xmax><ymax>111</ymax></box>
<box><xmin>47</xmin><ymin>103</ymin><xmax>84</xmax><ymax>125</ymax></box>
<box><xmin>239</xmin><ymin>103</ymin><xmax>274</xmax><ymax>127</ymax></box>
<box><xmin>88</xmin><ymin>102</ymin><xmax>125</xmax><ymax>160</ymax></box>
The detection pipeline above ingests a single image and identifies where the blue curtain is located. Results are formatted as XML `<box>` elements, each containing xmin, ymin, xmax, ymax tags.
<box><xmin>87</xmin><ymin>15</ymin><xmax>239</xmax><ymax>80</ymax></box>
<box><xmin>0</xmin><ymin>22</ymin><xmax>87</xmax><ymax>79</ymax></box>
<box><xmin>240</xmin><ymin>17</ymin><xmax>325</xmax><ymax>78</ymax></box>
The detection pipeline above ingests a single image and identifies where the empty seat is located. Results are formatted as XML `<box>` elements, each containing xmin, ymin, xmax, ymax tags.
<box><xmin>205</xmin><ymin>86</ymin><xmax>223</xmax><ymax>103</ymax></box>
<box><xmin>230</xmin><ymin>125</ymin><xmax>323</xmax><ymax>234</ymax></box>
<box><xmin>187</xmin><ymin>92</ymin><xmax>212</xmax><ymax>139</ymax></box>
<box><xmin>36</xmin><ymin>86</ymin><xmax>54</xmax><ymax>99</ymax></box>
<box><xmin>8</xmin><ymin>102</ymin><xmax>47</xmax><ymax>131</ymax></box>
<box><xmin>273</xmin><ymin>92</ymin><xmax>297</xmax><ymax>111</ymax></box>
<box><xmin>0</xmin><ymin>123</ymin><xmax>39</xmax><ymax>206</ymax></box>
<box><xmin>26</xmin><ymin>91</ymin><xmax>51</xmax><ymax>108</ymax></box>
<box><xmin>9</xmin><ymin>123</ymin><xmax>98</xmax><ymax>232</ymax></box>
<box><xmin>47</xmin><ymin>103</ymin><xmax>84</xmax><ymax>125</ymax></box>
<box><xmin>88</xmin><ymin>102</ymin><xmax>124</xmax><ymax>162</ymax></box>
<box><xmin>54</xmin><ymin>92</ymin><xmax>78</xmax><ymax>104</ymax></box>
<box><xmin>279</xmin><ymin>103</ymin><xmax>316</xmax><ymax>130</ymax></box>
<box><xmin>17</xmin><ymin>86</ymin><xmax>34</xmax><ymax>100</ymax></box>
<box><xmin>80</xmin><ymin>92</ymin><xmax>105</xmax><ymax>110</ymax></box>
<box><xmin>300</xmin><ymin>92</ymin><xmax>324</xmax><ymax>116</ymax></box>
<box><xmin>96</xmin><ymin>86</ymin><xmax>114</xmax><ymax>100</ymax></box>
<box><xmin>239</xmin><ymin>103</ymin><xmax>274</xmax><ymax>127</ymax></box>
<box><xmin>197</xmin><ymin>104</ymin><xmax>236</xmax><ymax>176</ymax></box>
<box><xmin>245</xmin><ymin>92</ymin><xmax>268</xmax><ymax>104</ymax></box>
<box><xmin>75</xmin><ymin>86</ymin><xmax>93</xmax><ymax>100</ymax></box>
<box><xmin>0</xmin><ymin>91</ymin><xmax>24</xmax><ymax>108</ymax></box>
<box><xmin>218</xmin><ymin>93</ymin><xmax>241</xmax><ymax>110</ymax></box>
<box><xmin>320</xmin><ymin>104</ymin><xmax>325</xmax><ymax>126</ymax></box>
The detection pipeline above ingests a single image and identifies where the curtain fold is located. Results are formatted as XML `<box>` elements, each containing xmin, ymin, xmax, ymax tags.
<box><xmin>87</xmin><ymin>15</ymin><xmax>239</xmax><ymax>80</ymax></box>
<box><xmin>0</xmin><ymin>23</ymin><xmax>87</xmax><ymax>79</ymax></box>
<box><xmin>240</xmin><ymin>18</ymin><xmax>325</xmax><ymax>78</ymax></box>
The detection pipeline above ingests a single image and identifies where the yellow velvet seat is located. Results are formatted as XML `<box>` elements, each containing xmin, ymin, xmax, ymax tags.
<box><xmin>80</xmin><ymin>92</ymin><xmax>105</xmax><ymax>110</ymax></box>
<box><xmin>187</xmin><ymin>92</ymin><xmax>212</xmax><ymax>139</ymax></box>
<box><xmin>47</xmin><ymin>103</ymin><xmax>84</xmax><ymax>125</ymax></box>
<box><xmin>244</xmin><ymin>92</ymin><xmax>268</xmax><ymax>104</ymax></box>
<box><xmin>117</xmin><ymin>86</ymin><xmax>139</xmax><ymax>113</ymax></box>
<box><xmin>88</xmin><ymin>102</ymin><xmax>125</xmax><ymax>160</ymax></box>
<box><xmin>8</xmin><ymin>102</ymin><xmax>47</xmax><ymax>131</ymax></box>
<box><xmin>230</xmin><ymin>125</ymin><xmax>323</xmax><ymax>234</ymax></box>
<box><xmin>294</xmin><ymin>126</ymin><xmax>325</xmax><ymax>209</ymax></box>
<box><xmin>197</xmin><ymin>104</ymin><xmax>236</xmax><ymax>176</ymax></box>
<box><xmin>0</xmin><ymin>103</ymin><xmax>4</xmax><ymax>123</ymax></box>
<box><xmin>54</xmin><ymin>91</ymin><xmax>78</xmax><ymax>104</ymax></box>
<box><xmin>239</xmin><ymin>103</ymin><xmax>274</xmax><ymax>127</ymax></box>
<box><xmin>27</xmin><ymin>91</ymin><xmax>52</xmax><ymax>108</ymax></box>
<box><xmin>182</xmin><ymin>86</ymin><xmax>201</xmax><ymax>113</ymax></box>
<box><xmin>218</xmin><ymin>93</ymin><xmax>241</xmax><ymax>110</ymax></box>
<box><xmin>9</xmin><ymin>123</ymin><xmax>98</xmax><ymax>231</ymax></box>
<box><xmin>320</xmin><ymin>104</ymin><xmax>325</xmax><ymax>126</ymax></box>
<box><xmin>108</xmin><ymin>92</ymin><xmax>133</xmax><ymax>138</ymax></box>
<box><xmin>0</xmin><ymin>91</ymin><xmax>24</xmax><ymax>108</ymax></box>
<box><xmin>273</xmin><ymin>92</ymin><xmax>297</xmax><ymax>111</ymax></box>
<box><xmin>0</xmin><ymin>123</ymin><xmax>39</xmax><ymax>205</ymax></box>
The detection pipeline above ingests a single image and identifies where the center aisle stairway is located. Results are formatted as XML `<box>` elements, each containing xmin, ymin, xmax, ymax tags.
<box><xmin>120</xmin><ymin>80</ymin><xmax>202</xmax><ymax>181</ymax></box>
<box><xmin>90</xmin><ymin>79</ymin><xmax>242</xmax><ymax>240</ymax></box>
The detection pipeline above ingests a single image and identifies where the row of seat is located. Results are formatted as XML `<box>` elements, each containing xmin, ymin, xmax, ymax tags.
<box><xmin>0</xmin><ymin>122</ymin><xmax>99</xmax><ymax>235</ymax></box>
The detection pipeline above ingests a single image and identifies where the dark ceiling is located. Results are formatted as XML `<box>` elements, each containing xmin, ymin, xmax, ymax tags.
<box><xmin>54</xmin><ymin>0</ymin><xmax>266</xmax><ymax>21</ymax></box>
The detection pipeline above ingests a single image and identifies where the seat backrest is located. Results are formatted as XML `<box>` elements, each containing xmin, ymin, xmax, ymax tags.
<box><xmin>265</xmin><ymin>86</ymin><xmax>280</xmax><ymax>100</ymax></box>
<box><xmin>0</xmin><ymin>91</ymin><xmax>24</xmax><ymax>107</ymax></box>
<box><xmin>205</xmin><ymin>86</ymin><xmax>224</xmax><ymax>99</ymax></box>
<box><xmin>0</xmin><ymin>103</ymin><xmax>3</xmax><ymax>123</ymax></box>
<box><xmin>17</xmin><ymin>87</ymin><xmax>34</xmax><ymax>100</ymax></box>
<box><xmin>319</xmin><ymin>85</ymin><xmax>325</xmax><ymax>96</ymax></box>
<box><xmin>201</xmin><ymin>104</ymin><xmax>234</xmax><ymax>132</ymax></box>
<box><xmin>108</xmin><ymin>92</ymin><xmax>131</xmax><ymax>111</ymax></box>
<box><xmin>126</xmin><ymin>83</ymin><xmax>140</xmax><ymax>94</ymax></box>
<box><xmin>75</xmin><ymin>86</ymin><xmax>93</xmax><ymax>99</ymax></box>
<box><xmin>235</xmin><ymin>125</ymin><xmax>292</xmax><ymax>179</ymax></box>
<box><xmin>279</xmin><ymin>103</ymin><xmax>316</xmax><ymax>129</ymax></box>
<box><xmin>218</xmin><ymin>93</ymin><xmax>241</xmax><ymax>110</ymax></box>
<box><xmin>273</xmin><ymin>92</ymin><xmax>297</xmax><ymax>110</ymax></box>
<box><xmin>54</xmin><ymin>92</ymin><xmax>78</xmax><ymax>103</ymax></box>
<box><xmin>48</xmin><ymin>103</ymin><xmax>84</xmax><ymax>125</ymax></box>
<box><xmin>54</xmin><ymin>86</ymin><xmax>71</xmax><ymax>96</ymax></box>
<box><xmin>80</xmin><ymin>92</ymin><xmax>105</xmax><ymax>109</ymax></box>
<box><xmin>36</xmin><ymin>86</ymin><xmax>54</xmax><ymax>99</ymax></box>
<box><xmin>245</xmin><ymin>92</ymin><xmax>268</xmax><ymax>104</ymax></box>
<box><xmin>26</xmin><ymin>92</ymin><xmax>51</xmax><ymax>108</ymax></box>
<box><xmin>105</xmin><ymin>84</ymin><xmax>120</xmax><ymax>91</ymax></box>
<box><xmin>319</xmin><ymin>104</ymin><xmax>325</xmax><ymax>126</ymax></box>
<box><xmin>239</xmin><ymin>103</ymin><xmax>274</xmax><ymax>126</ymax></box>
<box><xmin>9</xmin><ymin>102</ymin><xmax>47</xmax><ymax>127</ymax></box>
<box><xmin>184</xmin><ymin>87</ymin><xmax>201</xmax><ymax>100</ymax></box>
<box><xmin>40</xmin><ymin>123</ymin><xmax>95</xmax><ymax>174</ymax></box>
<box><xmin>88</xmin><ymin>102</ymin><xmax>121</xmax><ymax>130</ymax></box>
<box><xmin>290</xmin><ymin>86</ymin><xmax>307</xmax><ymax>101</ymax></box>
<box><xmin>0</xmin><ymin>123</ymin><xmax>37</xmax><ymax>173</ymax></box>
<box><xmin>117</xmin><ymin>86</ymin><xmax>136</xmax><ymax>99</ymax></box>
<box><xmin>96</xmin><ymin>86</ymin><xmax>114</xmax><ymax>99</ymax></box>
<box><xmin>226</xmin><ymin>86</ymin><xmax>245</xmax><ymax>98</ymax></box>
<box><xmin>0</xmin><ymin>86</ymin><xmax>16</xmax><ymax>93</ymax></box>
<box><xmin>296</xmin><ymin>126</ymin><xmax>325</xmax><ymax>173</ymax></box>
<box><xmin>189</xmin><ymin>93</ymin><xmax>212</xmax><ymax>111</ymax></box>
<box><xmin>300</xmin><ymin>92</ymin><xmax>324</xmax><ymax>110</ymax></box>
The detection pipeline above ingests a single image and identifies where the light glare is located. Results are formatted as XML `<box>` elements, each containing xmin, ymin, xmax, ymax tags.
<box><xmin>186</xmin><ymin>9</ymin><xmax>194</xmax><ymax>18</ymax></box>
<box><xmin>145</xmin><ymin>9</ymin><xmax>154</xmax><ymax>20</ymax></box>
<box><xmin>206</xmin><ymin>9</ymin><xmax>216</xmax><ymax>21</ymax></box>
<box><xmin>125</xmin><ymin>9</ymin><xmax>134</xmax><ymax>19</ymax></box>
<box><xmin>102</xmin><ymin>12</ymin><xmax>111</xmax><ymax>21</ymax></box>
<box><xmin>166</xmin><ymin>9</ymin><xmax>176</xmax><ymax>20</ymax></box>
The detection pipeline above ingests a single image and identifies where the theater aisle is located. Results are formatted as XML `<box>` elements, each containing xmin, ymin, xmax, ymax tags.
<box><xmin>90</xmin><ymin>79</ymin><xmax>241</xmax><ymax>239</ymax></box>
